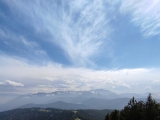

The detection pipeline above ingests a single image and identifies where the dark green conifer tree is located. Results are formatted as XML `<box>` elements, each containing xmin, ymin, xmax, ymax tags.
<box><xmin>145</xmin><ymin>93</ymin><xmax>159</xmax><ymax>120</ymax></box>
<box><xmin>105</xmin><ymin>94</ymin><xmax>160</xmax><ymax>120</ymax></box>
<box><xmin>109</xmin><ymin>110</ymin><xmax>119</xmax><ymax>120</ymax></box>
<box><xmin>105</xmin><ymin>113</ymin><xmax>110</xmax><ymax>120</ymax></box>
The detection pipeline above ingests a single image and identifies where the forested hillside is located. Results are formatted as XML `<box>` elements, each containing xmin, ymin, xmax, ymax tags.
<box><xmin>0</xmin><ymin>108</ymin><xmax>112</xmax><ymax>120</ymax></box>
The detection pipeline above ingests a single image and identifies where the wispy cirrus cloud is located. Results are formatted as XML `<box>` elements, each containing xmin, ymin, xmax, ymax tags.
<box><xmin>120</xmin><ymin>0</ymin><xmax>160</xmax><ymax>37</ymax></box>
<box><xmin>2</xmin><ymin>0</ymin><xmax>113</xmax><ymax>66</ymax></box>
<box><xmin>0</xmin><ymin>28</ymin><xmax>47</xmax><ymax>61</ymax></box>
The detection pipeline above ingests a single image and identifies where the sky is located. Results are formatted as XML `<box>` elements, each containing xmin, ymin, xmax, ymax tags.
<box><xmin>0</xmin><ymin>0</ymin><xmax>160</xmax><ymax>94</ymax></box>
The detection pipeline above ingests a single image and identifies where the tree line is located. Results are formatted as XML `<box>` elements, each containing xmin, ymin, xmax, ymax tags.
<box><xmin>105</xmin><ymin>94</ymin><xmax>160</xmax><ymax>120</ymax></box>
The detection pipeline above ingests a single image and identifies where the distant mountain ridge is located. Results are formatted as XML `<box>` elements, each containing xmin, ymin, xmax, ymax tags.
<box><xmin>19</xmin><ymin>101</ymin><xmax>91</xmax><ymax>110</ymax></box>
<box><xmin>0</xmin><ymin>89</ymin><xmax>160</xmax><ymax>112</ymax></box>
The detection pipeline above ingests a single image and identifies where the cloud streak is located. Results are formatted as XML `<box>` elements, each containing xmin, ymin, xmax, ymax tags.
<box><xmin>120</xmin><ymin>0</ymin><xmax>160</xmax><ymax>37</ymax></box>
<box><xmin>0</xmin><ymin>80</ymin><xmax>24</xmax><ymax>87</ymax></box>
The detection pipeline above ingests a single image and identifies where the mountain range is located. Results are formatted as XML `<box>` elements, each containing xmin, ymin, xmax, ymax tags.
<box><xmin>0</xmin><ymin>89</ymin><xmax>160</xmax><ymax>112</ymax></box>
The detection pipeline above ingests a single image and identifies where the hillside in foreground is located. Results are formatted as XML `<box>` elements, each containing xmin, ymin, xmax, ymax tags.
<box><xmin>0</xmin><ymin>108</ymin><xmax>112</xmax><ymax>120</ymax></box>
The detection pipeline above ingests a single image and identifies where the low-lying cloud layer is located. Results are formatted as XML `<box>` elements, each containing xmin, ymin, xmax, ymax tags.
<box><xmin>0</xmin><ymin>56</ymin><xmax>160</xmax><ymax>94</ymax></box>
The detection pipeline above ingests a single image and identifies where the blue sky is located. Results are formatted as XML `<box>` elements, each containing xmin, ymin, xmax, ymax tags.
<box><xmin>0</xmin><ymin>0</ymin><xmax>160</xmax><ymax>94</ymax></box>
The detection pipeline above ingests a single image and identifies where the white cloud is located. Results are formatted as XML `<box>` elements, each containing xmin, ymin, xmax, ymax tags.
<box><xmin>41</xmin><ymin>77</ymin><xmax>54</xmax><ymax>81</ymax></box>
<box><xmin>120</xmin><ymin>0</ymin><xmax>160</xmax><ymax>37</ymax></box>
<box><xmin>152</xmin><ymin>79</ymin><xmax>160</xmax><ymax>83</ymax></box>
<box><xmin>0</xmin><ymin>80</ymin><xmax>24</xmax><ymax>87</ymax></box>
<box><xmin>144</xmin><ymin>86</ymin><xmax>152</xmax><ymax>91</ymax></box>
<box><xmin>3</xmin><ymin>0</ymin><xmax>113</xmax><ymax>66</ymax></box>
<box><xmin>0</xmin><ymin>55</ymin><xmax>160</xmax><ymax>93</ymax></box>
<box><xmin>37</xmin><ymin>85</ymin><xmax>53</xmax><ymax>88</ymax></box>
